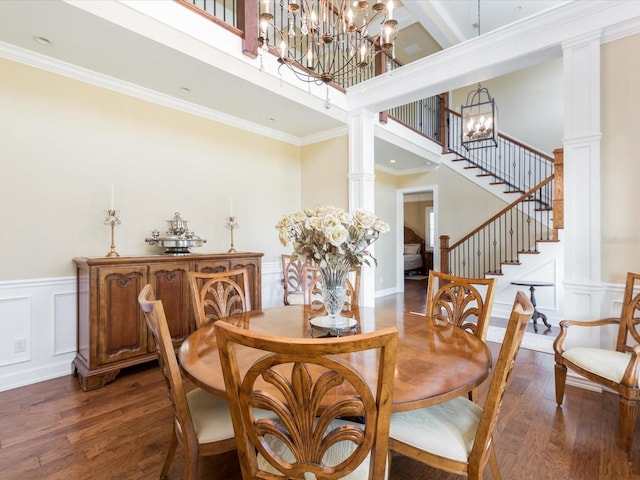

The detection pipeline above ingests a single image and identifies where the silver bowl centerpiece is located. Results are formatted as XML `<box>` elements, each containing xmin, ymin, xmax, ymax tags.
<box><xmin>145</xmin><ymin>212</ymin><xmax>206</xmax><ymax>255</ymax></box>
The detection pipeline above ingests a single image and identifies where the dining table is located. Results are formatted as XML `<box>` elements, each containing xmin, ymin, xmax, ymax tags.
<box><xmin>178</xmin><ymin>305</ymin><xmax>492</xmax><ymax>413</ymax></box>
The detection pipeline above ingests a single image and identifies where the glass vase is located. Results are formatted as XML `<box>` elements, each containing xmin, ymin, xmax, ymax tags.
<box><xmin>319</xmin><ymin>261</ymin><xmax>349</xmax><ymax>324</ymax></box>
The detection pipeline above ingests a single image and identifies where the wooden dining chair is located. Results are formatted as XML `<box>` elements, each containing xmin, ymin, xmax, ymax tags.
<box><xmin>426</xmin><ymin>270</ymin><xmax>497</xmax><ymax>340</ymax></box>
<box><xmin>138</xmin><ymin>284</ymin><xmax>236</xmax><ymax>480</ymax></box>
<box><xmin>188</xmin><ymin>268</ymin><xmax>251</xmax><ymax>328</ymax></box>
<box><xmin>554</xmin><ymin>271</ymin><xmax>640</xmax><ymax>451</ymax></box>
<box><xmin>303</xmin><ymin>264</ymin><xmax>361</xmax><ymax>312</ymax></box>
<box><xmin>388</xmin><ymin>291</ymin><xmax>533</xmax><ymax>480</ymax></box>
<box><xmin>215</xmin><ymin>321</ymin><xmax>398</xmax><ymax>480</ymax></box>
<box><xmin>280</xmin><ymin>253</ymin><xmax>309</xmax><ymax>306</ymax></box>
<box><xmin>425</xmin><ymin>270</ymin><xmax>496</xmax><ymax>402</ymax></box>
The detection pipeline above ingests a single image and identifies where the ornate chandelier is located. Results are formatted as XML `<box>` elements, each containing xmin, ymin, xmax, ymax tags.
<box><xmin>461</xmin><ymin>0</ymin><xmax>498</xmax><ymax>150</ymax></box>
<box><xmin>258</xmin><ymin>0</ymin><xmax>399</xmax><ymax>87</ymax></box>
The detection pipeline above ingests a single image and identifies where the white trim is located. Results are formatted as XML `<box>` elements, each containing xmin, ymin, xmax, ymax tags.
<box><xmin>0</xmin><ymin>41</ymin><xmax>304</xmax><ymax>146</ymax></box>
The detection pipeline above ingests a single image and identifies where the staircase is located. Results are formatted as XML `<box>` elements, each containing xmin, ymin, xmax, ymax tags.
<box><xmin>387</xmin><ymin>99</ymin><xmax>563</xmax><ymax>285</ymax></box>
<box><xmin>437</xmin><ymin>108</ymin><xmax>563</xmax><ymax>283</ymax></box>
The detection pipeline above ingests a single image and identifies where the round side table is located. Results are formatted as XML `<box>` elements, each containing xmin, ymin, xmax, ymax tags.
<box><xmin>510</xmin><ymin>281</ymin><xmax>554</xmax><ymax>333</ymax></box>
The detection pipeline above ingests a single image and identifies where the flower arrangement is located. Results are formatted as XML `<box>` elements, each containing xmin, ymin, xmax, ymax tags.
<box><xmin>275</xmin><ymin>205</ymin><xmax>389</xmax><ymax>269</ymax></box>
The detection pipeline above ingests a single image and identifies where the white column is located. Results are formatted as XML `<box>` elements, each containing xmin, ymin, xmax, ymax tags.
<box><xmin>348</xmin><ymin>109</ymin><xmax>376</xmax><ymax>307</ymax></box>
<box><xmin>561</xmin><ymin>32</ymin><xmax>603</xmax><ymax>336</ymax></box>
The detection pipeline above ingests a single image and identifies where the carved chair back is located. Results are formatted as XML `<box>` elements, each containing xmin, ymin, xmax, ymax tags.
<box><xmin>426</xmin><ymin>270</ymin><xmax>496</xmax><ymax>341</ymax></box>
<box><xmin>188</xmin><ymin>268</ymin><xmax>251</xmax><ymax>329</ymax></box>
<box><xmin>281</xmin><ymin>254</ymin><xmax>310</xmax><ymax>306</ymax></box>
<box><xmin>215</xmin><ymin>321</ymin><xmax>398</xmax><ymax>480</ymax></box>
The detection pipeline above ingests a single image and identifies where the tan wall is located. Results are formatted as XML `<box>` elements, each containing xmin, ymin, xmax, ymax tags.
<box><xmin>601</xmin><ymin>33</ymin><xmax>640</xmax><ymax>283</ymax></box>
<box><xmin>374</xmin><ymin>170</ymin><xmax>398</xmax><ymax>291</ymax></box>
<box><xmin>300</xmin><ymin>136</ymin><xmax>348</xmax><ymax>210</ymax></box>
<box><xmin>398</xmin><ymin>167</ymin><xmax>506</xmax><ymax>246</ymax></box>
<box><xmin>0</xmin><ymin>58</ymin><xmax>302</xmax><ymax>280</ymax></box>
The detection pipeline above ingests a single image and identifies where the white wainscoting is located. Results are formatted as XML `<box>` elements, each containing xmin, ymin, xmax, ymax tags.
<box><xmin>0</xmin><ymin>277</ymin><xmax>77</xmax><ymax>392</ymax></box>
<box><xmin>0</xmin><ymin>270</ymin><xmax>627</xmax><ymax>393</ymax></box>
<box><xmin>0</xmin><ymin>264</ymin><xmax>288</xmax><ymax>392</ymax></box>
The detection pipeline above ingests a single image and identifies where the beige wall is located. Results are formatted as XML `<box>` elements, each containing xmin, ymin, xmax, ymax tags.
<box><xmin>300</xmin><ymin>136</ymin><xmax>349</xmax><ymax>210</ymax></box>
<box><xmin>398</xmin><ymin>167</ymin><xmax>506</xmax><ymax>246</ymax></box>
<box><xmin>374</xmin><ymin>170</ymin><xmax>399</xmax><ymax>291</ymax></box>
<box><xmin>451</xmin><ymin>58</ymin><xmax>563</xmax><ymax>155</ymax></box>
<box><xmin>0</xmin><ymin>58</ymin><xmax>302</xmax><ymax>280</ymax></box>
<box><xmin>601</xmin><ymin>33</ymin><xmax>640</xmax><ymax>283</ymax></box>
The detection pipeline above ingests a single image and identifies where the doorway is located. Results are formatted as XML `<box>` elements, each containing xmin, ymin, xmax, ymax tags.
<box><xmin>397</xmin><ymin>185</ymin><xmax>438</xmax><ymax>293</ymax></box>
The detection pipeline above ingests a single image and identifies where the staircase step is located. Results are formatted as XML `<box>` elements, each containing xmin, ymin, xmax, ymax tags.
<box><xmin>501</xmin><ymin>261</ymin><xmax>521</xmax><ymax>266</ymax></box>
<box><xmin>535</xmin><ymin>207</ymin><xmax>553</xmax><ymax>212</ymax></box>
<box><xmin>504</xmin><ymin>189</ymin><xmax>523</xmax><ymax>193</ymax></box>
<box><xmin>463</xmin><ymin>165</ymin><xmax>480</xmax><ymax>170</ymax></box>
<box><xmin>490</xmin><ymin>181</ymin><xmax>507</xmax><ymax>186</ymax></box>
<box><xmin>517</xmin><ymin>249</ymin><xmax>540</xmax><ymax>254</ymax></box>
<box><xmin>537</xmin><ymin>239</ymin><xmax>560</xmax><ymax>243</ymax></box>
<box><xmin>477</xmin><ymin>173</ymin><xmax>493</xmax><ymax>178</ymax></box>
<box><xmin>485</xmin><ymin>270</ymin><xmax>504</xmax><ymax>276</ymax></box>
<box><xmin>451</xmin><ymin>158</ymin><xmax>468</xmax><ymax>162</ymax></box>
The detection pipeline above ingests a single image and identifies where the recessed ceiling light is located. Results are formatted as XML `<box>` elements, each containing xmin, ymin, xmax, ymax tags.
<box><xmin>390</xmin><ymin>159</ymin><xmax>397</xmax><ymax>163</ymax></box>
<box><xmin>34</xmin><ymin>36</ymin><xmax>52</xmax><ymax>46</ymax></box>
<box><xmin>179</xmin><ymin>87</ymin><xmax>191</xmax><ymax>93</ymax></box>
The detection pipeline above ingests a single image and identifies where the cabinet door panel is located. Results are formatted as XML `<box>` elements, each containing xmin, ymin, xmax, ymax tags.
<box><xmin>149</xmin><ymin>263</ymin><xmax>193</xmax><ymax>344</ymax></box>
<box><xmin>230</xmin><ymin>258</ymin><xmax>262</xmax><ymax>310</ymax></box>
<box><xmin>97</xmin><ymin>266</ymin><xmax>148</xmax><ymax>365</ymax></box>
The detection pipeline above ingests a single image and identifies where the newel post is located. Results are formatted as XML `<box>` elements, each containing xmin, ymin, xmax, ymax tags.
<box><xmin>553</xmin><ymin>148</ymin><xmax>564</xmax><ymax>231</ymax></box>
<box><xmin>438</xmin><ymin>93</ymin><xmax>448</xmax><ymax>153</ymax></box>
<box><xmin>439</xmin><ymin>235</ymin><xmax>450</xmax><ymax>275</ymax></box>
<box><xmin>240</xmin><ymin>0</ymin><xmax>259</xmax><ymax>59</ymax></box>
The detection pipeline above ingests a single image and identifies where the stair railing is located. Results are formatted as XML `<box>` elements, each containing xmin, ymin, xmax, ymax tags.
<box><xmin>439</xmin><ymin>148</ymin><xmax>564</xmax><ymax>278</ymax></box>
<box><xmin>446</xmin><ymin>108</ymin><xmax>554</xmax><ymax>202</ymax></box>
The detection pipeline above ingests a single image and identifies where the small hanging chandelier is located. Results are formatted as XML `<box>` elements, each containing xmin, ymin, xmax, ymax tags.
<box><xmin>258</xmin><ymin>0</ymin><xmax>399</xmax><ymax>87</ymax></box>
<box><xmin>461</xmin><ymin>0</ymin><xmax>498</xmax><ymax>150</ymax></box>
<box><xmin>461</xmin><ymin>84</ymin><xmax>497</xmax><ymax>150</ymax></box>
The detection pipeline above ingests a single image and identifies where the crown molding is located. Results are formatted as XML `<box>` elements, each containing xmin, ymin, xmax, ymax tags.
<box><xmin>0</xmin><ymin>40</ymin><xmax>304</xmax><ymax>146</ymax></box>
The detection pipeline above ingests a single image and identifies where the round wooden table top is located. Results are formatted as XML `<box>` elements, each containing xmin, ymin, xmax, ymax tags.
<box><xmin>178</xmin><ymin>305</ymin><xmax>492</xmax><ymax>412</ymax></box>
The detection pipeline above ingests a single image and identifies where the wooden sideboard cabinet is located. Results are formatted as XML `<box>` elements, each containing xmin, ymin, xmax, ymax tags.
<box><xmin>73</xmin><ymin>252</ymin><xmax>263</xmax><ymax>391</ymax></box>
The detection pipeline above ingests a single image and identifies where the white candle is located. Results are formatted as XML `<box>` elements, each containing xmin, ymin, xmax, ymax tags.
<box><xmin>110</xmin><ymin>184</ymin><xmax>114</xmax><ymax>210</ymax></box>
<box><xmin>229</xmin><ymin>198</ymin><xmax>233</xmax><ymax>218</ymax></box>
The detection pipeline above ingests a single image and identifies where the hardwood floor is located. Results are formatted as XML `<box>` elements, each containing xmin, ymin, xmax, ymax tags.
<box><xmin>2</xmin><ymin>281</ymin><xmax>640</xmax><ymax>479</ymax></box>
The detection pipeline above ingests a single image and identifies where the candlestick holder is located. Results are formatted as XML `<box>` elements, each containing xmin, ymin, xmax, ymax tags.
<box><xmin>103</xmin><ymin>209</ymin><xmax>121</xmax><ymax>257</ymax></box>
<box><xmin>225</xmin><ymin>216</ymin><xmax>238</xmax><ymax>253</ymax></box>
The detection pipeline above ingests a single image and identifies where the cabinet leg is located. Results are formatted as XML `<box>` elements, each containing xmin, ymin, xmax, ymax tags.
<box><xmin>72</xmin><ymin>358</ymin><xmax>120</xmax><ymax>391</ymax></box>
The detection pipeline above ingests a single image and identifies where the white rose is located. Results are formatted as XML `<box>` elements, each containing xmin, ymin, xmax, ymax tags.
<box><xmin>278</xmin><ymin>228</ymin><xmax>290</xmax><ymax>246</ymax></box>
<box><xmin>275</xmin><ymin>216</ymin><xmax>292</xmax><ymax>230</ymax></box>
<box><xmin>353</xmin><ymin>209</ymin><xmax>375</xmax><ymax>228</ymax></box>
<box><xmin>306</xmin><ymin>216</ymin><xmax>322</xmax><ymax>230</ymax></box>
<box><xmin>327</xmin><ymin>225</ymin><xmax>349</xmax><ymax>247</ymax></box>
<box><xmin>321</xmin><ymin>213</ymin><xmax>340</xmax><ymax>231</ymax></box>
<box><xmin>291</xmin><ymin>211</ymin><xmax>307</xmax><ymax>223</ymax></box>
<box><xmin>373</xmin><ymin>220</ymin><xmax>390</xmax><ymax>233</ymax></box>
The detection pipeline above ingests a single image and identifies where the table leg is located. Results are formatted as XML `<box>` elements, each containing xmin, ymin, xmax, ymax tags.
<box><xmin>528</xmin><ymin>285</ymin><xmax>551</xmax><ymax>333</ymax></box>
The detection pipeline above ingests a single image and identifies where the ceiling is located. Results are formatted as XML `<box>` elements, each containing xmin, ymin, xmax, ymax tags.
<box><xmin>0</xmin><ymin>0</ymin><xmax>569</xmax><ymax>174</ymax></box>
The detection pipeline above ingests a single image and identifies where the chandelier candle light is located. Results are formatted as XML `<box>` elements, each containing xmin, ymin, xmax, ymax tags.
<box><xmin>258</xmin><ymin>0</ymin><xmax>399</xmax><ymax>87</ymax></box>
<box><xmin>276</xmin><ymin>206</ymin><xmax>389</xmax><ymax>328</ymax></box>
